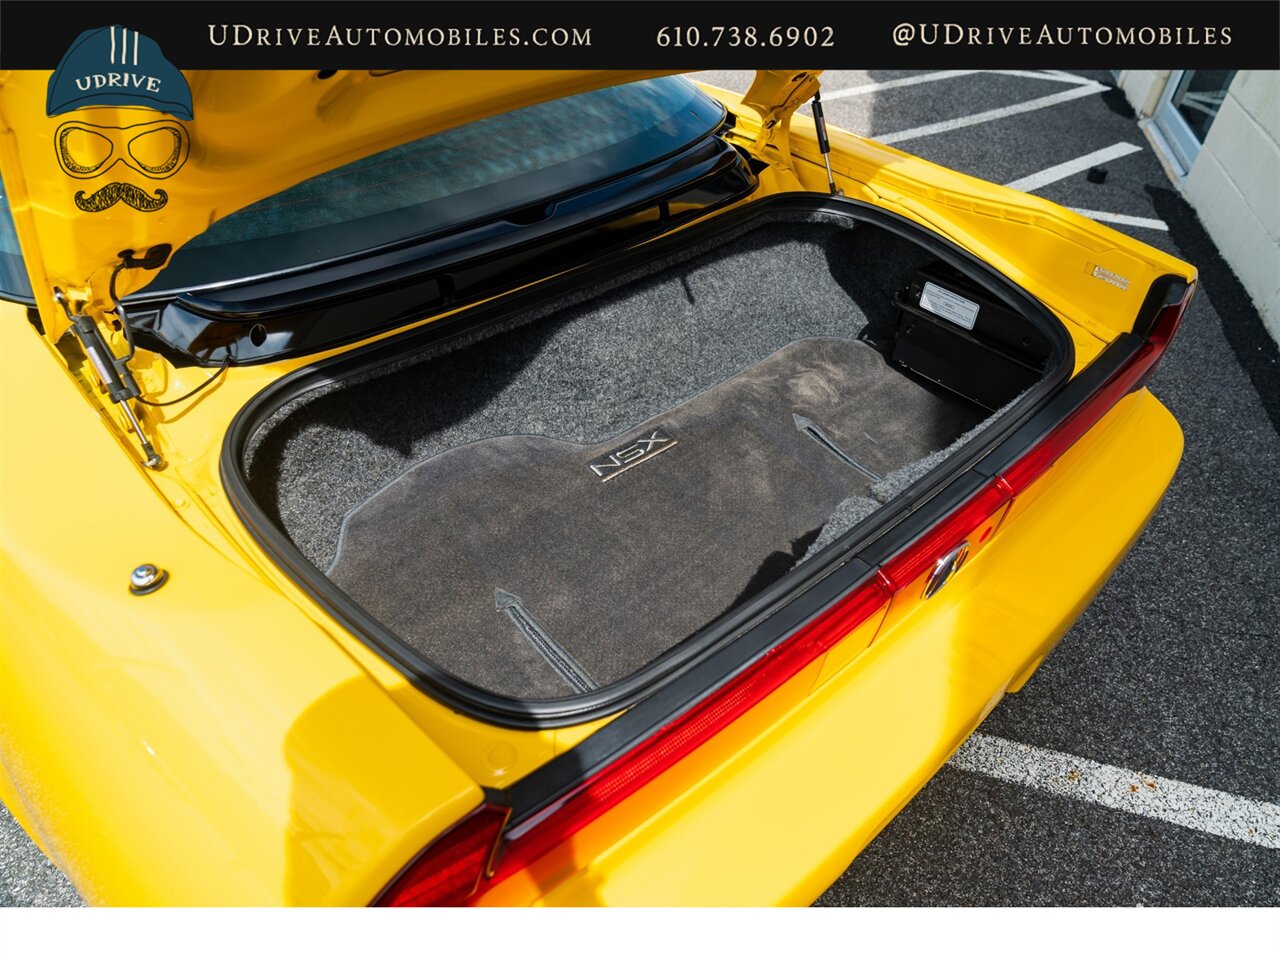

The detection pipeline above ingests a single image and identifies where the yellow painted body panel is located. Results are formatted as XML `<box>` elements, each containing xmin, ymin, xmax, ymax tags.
<box><xmin>0</xmin><ymin>311</ymin><xmax>484</xmax><ymax>905</ymax></box>
<box><xmin>0</xmin><ymin>69</ymin><xmax>1194</xmax><ymax>905</ymax></box>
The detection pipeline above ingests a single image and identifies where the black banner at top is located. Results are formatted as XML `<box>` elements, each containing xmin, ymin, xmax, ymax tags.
<box><xmin>1</xmin><ymin>1</ymin><xmax>1276</xmax><ymax>70</ymax></box>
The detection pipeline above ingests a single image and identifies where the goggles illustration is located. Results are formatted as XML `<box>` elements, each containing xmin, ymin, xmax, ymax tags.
<box><xmin>55</xmin><ymin>119</ymin><xmax>189</xmax><ymax>180</ymax></box>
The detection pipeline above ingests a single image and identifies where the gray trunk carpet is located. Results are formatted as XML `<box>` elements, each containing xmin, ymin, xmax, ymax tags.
<box><xmin>244</xmin><ymin>216</ymin><xmax>957</xmax><ymax>572</ymax></box>
<box><xmin>326</xmin><ymin>337</ymin><xmax>982</xmax><ymax>699</ymax></box>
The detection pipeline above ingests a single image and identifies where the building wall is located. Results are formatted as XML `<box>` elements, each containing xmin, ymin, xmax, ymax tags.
<box><xmin>1118</xmin><ymin>70</ymin><xmax>1280</xmax><ymax>342</ymax></box>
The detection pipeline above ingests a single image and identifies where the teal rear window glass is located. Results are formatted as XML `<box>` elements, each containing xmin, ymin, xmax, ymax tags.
<box><xmin>0</xmin><ymin>177</ymin><xmax>33</xmax><ymax>299</ymax></box>
<box><xmin>143</xmin><ymin>76</ymin><xmax>724</xmax><ymax>294</ymax></box>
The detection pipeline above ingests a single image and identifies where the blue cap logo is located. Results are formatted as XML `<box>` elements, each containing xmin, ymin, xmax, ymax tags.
<box><xmin>47</xmin><ymin>25</ymin><xmax>193</xmax><ymax>120</ymax></box>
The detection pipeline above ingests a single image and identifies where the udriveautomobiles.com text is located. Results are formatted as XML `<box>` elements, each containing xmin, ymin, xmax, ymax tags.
<box><xmin>207</xmin><ymin>24</ymin><xmax>593</xmax><ymax>47</ymax></box>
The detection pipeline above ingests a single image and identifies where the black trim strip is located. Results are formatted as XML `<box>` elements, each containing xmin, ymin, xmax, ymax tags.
<box><xmin>219</xmin><ymin>193</ymin><xmax>1074</xmax><ymax>729</ymax></box>
<box><xmin>128</xmin><ymin>132</ymin><xmax>752</xmax><ymax>367</ymax></box>
<box><xmin>1132</xmin><ymin>274</ymin><xmax>1190</xmax><ymax>341</ymax></box>
<box><xmin>503</xmin><ymin>554</ymin><xmax>877</xmax><ymax>824</ymax></box>
<box><xmin>969</xmin><ymin>335</ymin><xmax>1144</xmax><ymax>483</ymax></box>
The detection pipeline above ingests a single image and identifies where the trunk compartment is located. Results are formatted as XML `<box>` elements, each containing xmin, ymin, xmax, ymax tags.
<box><xmin>233</xmin><ymin>201</ymin><xmax>1066</xmax><ymax>714</ymax></box>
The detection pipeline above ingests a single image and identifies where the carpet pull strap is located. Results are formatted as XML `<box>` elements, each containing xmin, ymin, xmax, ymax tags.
<box><xmin>495</xmin><ymin>588</ymin><xmax>596</xmax><ymax>693</ymax></box>
<box><xmin>793</xmin><ymin>413</ymin><xmax>882</xmax><ymax>480</ymax></box>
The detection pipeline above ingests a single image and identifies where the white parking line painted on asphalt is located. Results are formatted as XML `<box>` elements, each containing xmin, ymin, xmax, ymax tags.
<box><xmin>990</xmin><ymin>69</ymin><xmax>1097</xmax><ymax>85</ymax></box>
<box><xmin>876</xmin><ymin>82</ymin><xmax>1107</xmax><ymax>144</ymax></box>
<box><xmin>1069</xmin><ymin>208</ymin><xmax>1169</xmax><ymax>231</ymax></box>
<box><xmin>1040</xmin><ymin>69</ymin><xmax>1094</xmax><ymax>84</ymax></box>
<box><xmin>950</xmin><ymin>734</ymin><xmax>1280</xmax><ymax>849</ymax></box>
<box><xmin>821</xmin><ymin>70</ymin><xmax>979</xmax><ymax>100</ymax></box>
<box><xmin>1004</xmin><ymin>141</ymin><xmax>1143</xmax><ymax>193</ymax></box>
<box><xmin>821</xmin><ymin>69</ymin><xmax>1094</xmax><ymax>102</ymax></box>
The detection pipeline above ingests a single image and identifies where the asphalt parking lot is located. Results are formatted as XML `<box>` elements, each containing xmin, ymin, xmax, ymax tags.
<box><xmin>3</xmin><ymin>68</ymin><xmax>1277</xmax><ymax>907</ymax></box>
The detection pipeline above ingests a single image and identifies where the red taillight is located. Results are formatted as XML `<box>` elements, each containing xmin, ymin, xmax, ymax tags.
<box><xmin>373</xmin><ymin>804</ymin><xmax>508</xmax><ymax>907</ymax></box>
<box><xmin>374</xmin><ymin>577</ymin><xmax>887</xmax><ymax>907</ymax></box>
<box><xmin>1147</xmin><ymin>284</ymin><xmax>1191</xmax><ymax>346</ymax></box>
<box><xmin>1000</xmin><ymin>282</ymin><xmax>1192</xmax><ymax>496</ymax></box>
<box><xmin>488</xmin><ymin>575</ymin><xmax>892</xmax><ymax>888</ymax></box>
<box><xmin>880</xmin><ymin>480</ymin><xmax>1011</xmax><ymax>591</ymax></box>
<box><xmin>379</xmin><ymin>280</ymin><xmax>1192</xmax><ymax>905</ymax></box>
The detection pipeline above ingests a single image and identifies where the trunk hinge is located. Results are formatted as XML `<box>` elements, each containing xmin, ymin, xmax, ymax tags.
<box><xmin>52</xmin><ymin>245</ymin><xmax>173</xmax><ymax>471</ymax></box>
<box><xmin>740</xmin><ymin>70</ymin><xmax>823</xmax><ymax>171</ymax></box>
<box><xmin>739</xmin><ymin>71</ymin><xmax>842</xmax><ymax>194</ymax></box>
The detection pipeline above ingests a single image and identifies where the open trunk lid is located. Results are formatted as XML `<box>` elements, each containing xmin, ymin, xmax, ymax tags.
<box><xmin>0</xmin><ymin>52</ymin><xmax>1195</xmax><ymax>728</ymax></box>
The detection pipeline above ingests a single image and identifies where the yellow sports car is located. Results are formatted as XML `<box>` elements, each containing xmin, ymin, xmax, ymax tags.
<box><xmin>0</xmin><ymin>56</ymin><xmax>1194</xmax><ymax>905</ymax></box>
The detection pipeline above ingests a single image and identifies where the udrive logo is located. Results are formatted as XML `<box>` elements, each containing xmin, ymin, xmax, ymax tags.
<box><xmin>46</xmin><ymin>25</ymin><xmax>193</xmax><ymax>120</ymax></box>
<box><xmin>45</xmin><ymin>26</ymin><xmax>194</xmax><ymax>213</ymax></box>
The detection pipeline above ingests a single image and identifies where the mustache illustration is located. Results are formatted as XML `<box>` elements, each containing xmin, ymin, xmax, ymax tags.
<box><xmin>74</xmin><ymin>182</ymin><xmax>168</xmax><ymax>213</ymax></box>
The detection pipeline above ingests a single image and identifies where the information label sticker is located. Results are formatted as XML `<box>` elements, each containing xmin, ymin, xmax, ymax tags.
<box><xmin>919</xmin><ymin>282</ymin><xmax>979</xmax><ymax>330</ymax></box>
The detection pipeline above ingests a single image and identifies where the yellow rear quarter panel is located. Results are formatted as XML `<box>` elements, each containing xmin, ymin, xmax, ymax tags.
<box><xmin>0</xmin><ymin>311</ymin><xmax>481</xmax><ymax>905</ymax></box>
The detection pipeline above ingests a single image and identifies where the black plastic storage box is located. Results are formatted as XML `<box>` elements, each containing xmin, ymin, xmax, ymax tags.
<box><xmin>890</xmin><ymin>261</ymin><xmax>1050</xmax><ymax>410</ymax></box>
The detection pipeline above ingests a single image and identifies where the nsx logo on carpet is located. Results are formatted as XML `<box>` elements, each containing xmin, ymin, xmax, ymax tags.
<box><xmin>588</xmin><ymin>427</ymin><xmax>677</xmax><ymax>482</ymax></box>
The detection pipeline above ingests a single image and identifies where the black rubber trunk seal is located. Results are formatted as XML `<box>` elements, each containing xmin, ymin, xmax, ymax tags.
<box><xmin>220</xmin><ymin>192</ymin><xmax>1074</xmax><ymax>730</ymax></box>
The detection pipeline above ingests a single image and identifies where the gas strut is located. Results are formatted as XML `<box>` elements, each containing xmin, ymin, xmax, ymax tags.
<box><xmin>811</xmin><ymin>90</ymin><xmax>842</xmax><ymax>196</ymax></box>
<box><xmin>54</xmin><ymin>287</ymin><xmax>164</xmax><ymax>470</ymax></box>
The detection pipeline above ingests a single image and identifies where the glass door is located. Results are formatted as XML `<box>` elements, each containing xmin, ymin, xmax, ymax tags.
<box><xmin>1153</xmin><ymin>70</ymin><xmax>1237</xmax><ymax>174</ymax></box>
